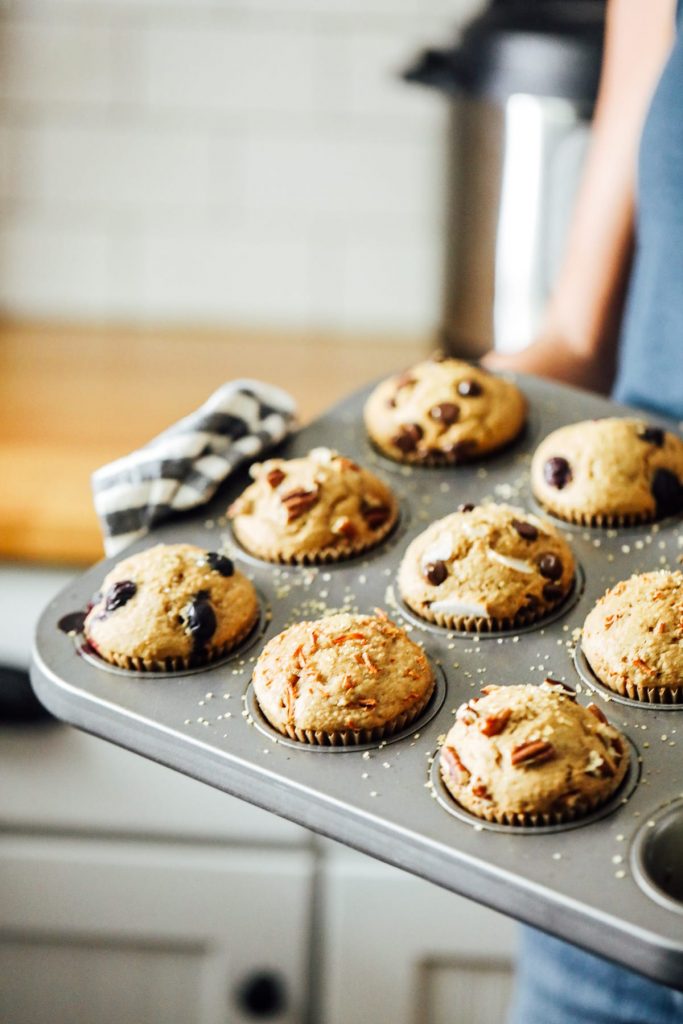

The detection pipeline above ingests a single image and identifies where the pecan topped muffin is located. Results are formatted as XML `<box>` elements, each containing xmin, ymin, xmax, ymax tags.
<box><xmin>84</xmin><ymin>543</ymin><xmax>259</xmax><ymax>671</ymax></box>
<box><xmin>582</xmin><ymin>570</ymin><xmax>683</xmax><ymax>703</ymax></box>
<box><xmin>252</xmin><ymin>612</ymin><xmax>435</xmax><ymax>745</ymax></box>
<box><xmin>398</xmin><ymin>502</ymin><xmax>575</xmax><ymax>631</ymax></box>
<box><xmin>228</xmin><ymin>447</ymin><xmax>398</xmax><ymax>564</ymax></box>
<box><xmin>531</xmin><ymin>417</ymin><xmax>683</xmax><ymax>526</ymax></box>
<box><xmin>363</xmin><ymin>356</ymin><xmax>527</xmax><ymax>465</ymax></box>
<box><xmin>439</xmin><ymin>682</ymin><xmax>629</xmax><ymax>825</ymax></box>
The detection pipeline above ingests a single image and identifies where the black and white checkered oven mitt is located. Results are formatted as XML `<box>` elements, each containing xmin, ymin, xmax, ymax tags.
<box><xmin>92</xmin><ymin>380</ymin><xmax>298</xmax><ymax>556</ymax></box>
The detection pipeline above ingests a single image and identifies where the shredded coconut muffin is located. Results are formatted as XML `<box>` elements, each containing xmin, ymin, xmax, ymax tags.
<box><xmin>252</xmin><ymin>612</ymin><xmax>435</xmax><ymax>745</ymax></box>
<box><xmin>84</xmin><ymin>543</ymin><xmax>259</xmax><ymax>671</ymax></box>
<box><xmin>398</xmin><ymin>502</ymin><xmax>575</xmax><ymax>631</ymax></box>
<box><xmin>531</xmin><ymin>418</ymin><xmax>683</xmax><ymax>526</ymax></box>
<box><xmin>439</xmin><ymin>682</ymin><xmax>629</xmax><ymax>825</ymax></box>
<box><xmin>582</xmin><ymin>570</ymin><xmax>683</xmax><ymax>703</ymax></box>
<box><xmin>363</xmin><ymin>356</ymin><xmax>527</xmax><ymax>465</ymax></box>
<box><xmin>228</xmin><ymin>447</ymin><xmax>398</xmax><ymax>563</ymax></box>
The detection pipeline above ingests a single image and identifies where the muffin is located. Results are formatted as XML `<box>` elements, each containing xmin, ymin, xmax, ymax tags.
<box><xmin>439</xmin><ymin>682</ymin><xmax>629</xmax><ymax>826</ymax></box>
<box><xmin>84</xmin><ymin>543</ymin><xmax>259</xmax><ymax>671</ymax></box>
<box><xmin>398</xmin><ymin>502</ymin><xmax>575</xmax><ymax>632</ymax></box>
<box><xmin>531</xmin><ymin>418</ymin><xmax>683</xmax><ymax>526</ymax></box>
<box><xmin>252</xmin><ymin>612</ymin><xmax>435</xmax><ymax>745</ymax></box>
<box><xmin>227</xmin><ymin>447</ymin><xmax>398</xmax><ymax>564</ymax></box>
<box><xmin>363</xmin><ymin>356</ymin><xmax>527</xmax><ymax>465</ymax></box>
<box><xmin>582</xmin><ymin>570</ymin><xmax>683</xmax><ymax>704</ymax></box>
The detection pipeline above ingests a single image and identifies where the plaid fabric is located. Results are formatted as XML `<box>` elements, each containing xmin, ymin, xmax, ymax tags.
<box><xmin>92</xmin><ymin>380</ymin><xmax>297</xmax><ymax>555</ymax></box>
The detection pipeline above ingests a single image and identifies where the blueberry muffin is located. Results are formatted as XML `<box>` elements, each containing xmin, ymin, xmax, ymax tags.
<box><xmin>582</xmin><ymin>570</ymin><xmax>683</xmax><ymax>703</ymax></box>
<box><xmin>398</xmin><ymin>503</ymin><xmax>575</xmax><ymax>631</ymax></box>
<box><xmin>439</xmin><ymin>682</ymin><xmax>629</xmax><ymax>825</ymax></box>
<box><xmin>252</xmin><ymin>612</ymin><xmax>435</xmax><ymax>745</ymax></box>
<box><xmin>531</xmin><ymin>418</ymin><xmax>683</xmax><ymax>526</ymax></box>
<box><xmin>363</xmin><ymin>356</ymin><xmax>527</xmax><ymax>465</ymax></box>
<box><xmin>84</xmin><ymin>543</ymin><xmax>259</xmax><ymax>670</ymax></box>
<box><xmin>228</xmin><ymin>448</ymin><xmax>398</xmax><ymax>564</ymax></box>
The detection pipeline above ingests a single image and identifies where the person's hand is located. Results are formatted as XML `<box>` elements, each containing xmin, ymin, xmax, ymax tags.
<box><xmin>481</xmin><ymin>334</ymin><xmax>615</xmax><ymax>394</ymax></box>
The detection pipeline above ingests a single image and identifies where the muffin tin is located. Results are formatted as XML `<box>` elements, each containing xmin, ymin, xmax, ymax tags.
<box><xmin>31</xmin><ymin>374</ymin><xmax>683</xmax><ymax>989</ymax></box>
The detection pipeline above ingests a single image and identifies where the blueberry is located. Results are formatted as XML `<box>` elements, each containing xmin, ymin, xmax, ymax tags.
<box><xmin>104</xmin><ymin>580</ymin><xmax>137</xmax><ymax>613</ymax></box>
<box><xmin>206</xmin><ymin>552</ymin><xmax>234</xmax><ymax>577</ymax></box>
<box><xmin>652</xmin><ymin>469</ymin><xmax>683</xmax><ymax>518</ymax></box>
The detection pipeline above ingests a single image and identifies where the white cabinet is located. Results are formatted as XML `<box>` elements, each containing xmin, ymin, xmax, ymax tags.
<box><xmin>0</xmin><ymin>834</ymin><xmax>313</xmax><ymax>1024</ymax></box>
<box><xmin>321</xmin><ymin>847</ymin><xmax>517</xmax><ymax>1024</ymax></box>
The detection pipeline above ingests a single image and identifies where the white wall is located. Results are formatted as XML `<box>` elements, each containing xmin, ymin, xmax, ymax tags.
<box><xmin>0</xmin><ymin>0</ymin><xmax>484</xmax><ymax>334</ymax></box>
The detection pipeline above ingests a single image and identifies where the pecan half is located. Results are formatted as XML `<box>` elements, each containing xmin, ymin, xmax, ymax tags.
<box><xmin>331</xmin><ymin>515</ymin><xmax>357</xmax><ymax>540</ymax></box>
<box><xmin>586</xmin><ymin>702</ymin><xmax>608</xmax><ymax>725</ymax></box>
<box><xmin>266</xmin><ymin>467</ymin><xmax>286</xmax><ymax>488</ymax></box>
<box><xmin>441</xmin><ymin>745</ymin><xmax>470</xmax><ymax>785</ymax></box>
<box><xmin>511</xmin><ymin>740</ymin><xmax>556</xmax><ymax>767</ymax></box>
<box><xmin>362</xmin><ymin>502</ymin><xmax>392</xmax><ymax>530</ymax></box>
<box><xmin>479</xmin><ymin>708</ymin><xmax>512</xmax><ymax>737</ymax></box>
<box><xmin>281</xmin><ymin>486</ymin><xmax>319</xmax><ymax>521</ymax></box>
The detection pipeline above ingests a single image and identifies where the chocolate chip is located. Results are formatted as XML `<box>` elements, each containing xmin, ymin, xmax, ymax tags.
<box><xmin>457</xmin><ymin>503</ymin><xmax>476</xmax><ymax>513</ymax></box>
<box><xmin>638</xmin><ymin>426</ymin><xmax>665</xmax><ymax>447</ymax></box>
<box><xmin>424</xmin><ymin>560</ymin><xmax>448</xmax><ymax>586</ymax></box>
<box><xmin>206</xmin><ymin>552</ymin><xmax>234</xmax><ymax>577</ymax></box>
<box><xmin>104</xmin><ymin>580</ymin><xmax>137</xmax><ymax>613</ymax></box>
<box><xmin>445</xmin><ymin>439</ymin><xmax>477</xmax><ymax>462</ymax></box>
<box><xmin>185</xmin><ymin>593</ymin><xmax>217</xmax><ymax>654</ymax></box>
<box><xmin>392</xmin><ymin>423</ymin><xmax>424</xmax><ymax>453</ymax></box>
<box><xmin>511</xmin><ymin>518</ymin><xmax>538</xmax><ymax>542</ymax></box>
<box><xmin>543</xmin><ymin>456</ymin><xmax>572</xmax><ymax>489</ymax></box>
<box><xmin>542</xmin><ymin>582</ymin><xmax>565</xmax><ymax>603</ymax></box>
<box><xmin>457</xmin><ymin>379</ymin><xmax>482</xmax><ymax>397</ymax></box>
<box><xmin>429</xmin><ymin>402</ymin><xmax>460</xmax><ymax>426</ymax></box>
<box><xmin>652</xmin><ymin>468</ymin><xmax>683</xmax><ymax>518</ymax></box>
<box><xmin>538</xmin><ymin>553</ymin><xmax>563</xmax><ymax>580</ymax></box>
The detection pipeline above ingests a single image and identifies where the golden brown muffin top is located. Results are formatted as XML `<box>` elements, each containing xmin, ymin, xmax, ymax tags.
<box><xmin>228</xmin><ymin>447</ymin><xmax>397</xmax><ymax>563</ymax></box>
<box><xmin>440</xmin><ymin>682</ymin><xmax>629</xmax><ymax>821</ymax></box>
<box><xmin>363</xmin><ymin>357</ymin><xmax>526</xmax><ymax>464</ymax></box>
<box><xmin>253</xmin><ymin>612</ymin><xmax>434</xmax><ymax>735</ymax></box>
<box><xmin>84</xmin><ymin>542</ymin><xmax>258</xmax><ymax>668</ymax></box>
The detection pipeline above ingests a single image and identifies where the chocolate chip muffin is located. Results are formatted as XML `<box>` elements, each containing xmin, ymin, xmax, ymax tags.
<box><xmin>227</xmin><ymin>448</ymin><xmax>398</xmax><ymax>564</ymax></box>
<box><xmin>252</xmin><ymin>612</ymin><xmax>435</xmax><ymax>745</ymax></box>
<box><xmin>398</xmin><ymin>503</ymin><xmax>575</xmax><ymax>632</ymax></box>
<box><xmin>84</xmin><ymin>543</ymin><xmax>259</xmax><ymax>671</ymax></box>
<box><xmin>439</xmin><ymin>682</ymin><xmax>629</xmax><ymax>826</ymax></box>
<box><xmin>582</xmin><ymin>570</ymin><xmax>683</xmax><ymax>704</ymax></box>
<box><xmin>363</xmin><ymin>356</ymin><xmax>527</xmax><ymax>465</ymax></box>
<box><xmin>531</xmin><ymin>418</ymin><xmax>683</xmax><ymax>526</ymax></box>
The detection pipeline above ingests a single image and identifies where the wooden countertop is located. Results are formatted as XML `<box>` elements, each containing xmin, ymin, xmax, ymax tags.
<box><xmin>0</xmin><ymin>322</ymin><xmax>428</xmax><ymax>565</ymax></box>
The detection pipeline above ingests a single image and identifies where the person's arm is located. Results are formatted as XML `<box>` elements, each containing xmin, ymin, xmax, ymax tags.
<box><xmin>483</xmin><ymin>0</ymin><xmax>676</xmax><ymax>393</ymax></box>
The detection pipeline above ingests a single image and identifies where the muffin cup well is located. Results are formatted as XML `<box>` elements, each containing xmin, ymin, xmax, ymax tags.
<box><xmin>255</xmin><ymin>677</ymin><xmax>435</xmax><ymax>748</ymax></box>
<box><xmin>85</xmin><ymin>606</ymin><xmax>260</xmax><ymax>674</ymax></box>
<box><xmin>531</xmin><ymin>496</ymin><xmax>655</xmax><ymax>530</ymax></box>
<box><xmin>438</xmin><ymin>752</ymin><xmax>630</xmax><ymax>828</ymax></box>
<box><xmin>229</xmin><ymin>504</ymin><xmax>399</xmax><ymax>566</ymax></box>
<box><xmin>400</xmin><ymin>586</ymin><xmax>573</xmax><ymax>634</ymax></box>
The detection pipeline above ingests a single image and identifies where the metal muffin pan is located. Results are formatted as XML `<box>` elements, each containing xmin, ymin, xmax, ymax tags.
<box><xmin>31</xmin><ymin>374</ymin><xmax>683</xmax><ymax>989</ymax></box>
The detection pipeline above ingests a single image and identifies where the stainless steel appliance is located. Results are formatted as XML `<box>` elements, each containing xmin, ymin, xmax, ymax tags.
<box><xmin>405</xmin><ymin>1</ymin><xmax>606</xmax><ymax>357</ymax></box>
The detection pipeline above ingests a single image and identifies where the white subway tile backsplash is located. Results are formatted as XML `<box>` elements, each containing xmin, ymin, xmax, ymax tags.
<box><xmin>242</xmin><ymin>128</ymin><xmax>446</xmax><ymax>228</ymax></box>
<box><xmin>0</xmin><ymin>1</ymin><xmax>481</xmax><ymax>332</ymax></box>
<box><xmin>0</xmin><ymin>216</ymin><xmax>109</xmax><ymax>316</ymax></box>
<box><xmin>338</xmin><ymin>231</ymin><xmax>442</xmax><ymax>332</ymax></box>
<box><xmin>14</xmin><ymin>123</ymin><xmax>212</xmax><ymax>212</ymax></box>
<box><xmin>141</xmin><ymin>225</ymin><xmax>312</xmax><ymax>325</ymax></box>
<box><xmin>0</xmin><ymin>19</ymin><xmax>116</xmax><ymax>107</ymax></box>
<box><xmin>144</xmin><ymin>25</ymin><xmax>317</xmax><ymax>116</ymax></box>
